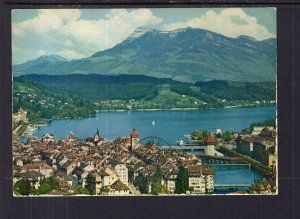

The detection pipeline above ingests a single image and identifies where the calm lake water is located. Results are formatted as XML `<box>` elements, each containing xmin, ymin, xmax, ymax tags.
<box><xmin>33</xmin><ymin>105</ymin><xmax>276</xmax><ymax>145</ymax></box>
<box><xmin>31</xmin><ymin>106</ymin><xmax>275</xmax><ymax>192</ymax></box>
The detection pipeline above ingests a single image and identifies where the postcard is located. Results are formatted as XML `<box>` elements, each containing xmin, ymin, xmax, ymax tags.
<box><xmin>12</xmin><ymin>8</ymin><xmax>277</xmax><ymax>196</ymax></box>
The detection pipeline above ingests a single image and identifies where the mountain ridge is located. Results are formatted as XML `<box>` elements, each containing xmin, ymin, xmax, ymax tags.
<box><xmin>13</xmin><ymin>27</ymin><xmax>276</xmax><ymax>82</ymax></box>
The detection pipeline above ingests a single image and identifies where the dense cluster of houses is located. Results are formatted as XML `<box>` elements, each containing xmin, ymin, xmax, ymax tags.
<box><xmin>13</xmin><ymin>128</ymin><xmax>215</xmax><ymax>196</ymax></box>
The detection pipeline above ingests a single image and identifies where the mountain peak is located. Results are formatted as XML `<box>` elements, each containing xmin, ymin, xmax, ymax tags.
<box><xmin>236</xmin><ymin>35</ymin><xmax>257</xmax><ymax>41</ymax></box>
<box><xmin>36</xmin><ymin>55</ymin><xmax>67</xmax><ymax>62</ymax></box>
<box><xmin>127</xmin><ymin>27</ymin><xmax>151</xmax><ymax>41</ymax></box>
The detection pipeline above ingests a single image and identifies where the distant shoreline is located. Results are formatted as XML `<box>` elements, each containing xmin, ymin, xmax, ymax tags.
<box><xmin>27</xmin><ymin>103</ymin><xmax>276</xmax><ymax>126</ymax></box>
<box><xmin>96</xmin><ymin>103</ymin><xmax>276</xmax><ymax>113</ymax></box>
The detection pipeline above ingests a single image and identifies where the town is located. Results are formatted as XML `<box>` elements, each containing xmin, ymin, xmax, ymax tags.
<box><xmin>12</xmin><ymin>108</ymin><xmax>277</xmax><ymax>196</ymax></box>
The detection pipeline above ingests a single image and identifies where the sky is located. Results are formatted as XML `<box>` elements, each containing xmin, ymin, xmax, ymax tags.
<box><xmin>12</xmin><ymin>8</ymin><xmax>276</xmax><ymax>65</ymax></box>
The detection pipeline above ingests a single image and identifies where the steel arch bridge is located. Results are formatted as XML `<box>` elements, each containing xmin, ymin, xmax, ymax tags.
<box><xmin>138</xmin><ymin>136</ymin><xmax>173</xmax><ymax>151</ymax></box>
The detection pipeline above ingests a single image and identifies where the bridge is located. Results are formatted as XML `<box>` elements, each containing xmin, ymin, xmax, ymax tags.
<box><xmin>160</xmin><ymin>145</ymin><xmax>205</xmax><ymax>150</ymax></box>
<box><xmin>214</xmin><ymin>184</ymin><xmax>251</xmax><ymax>189</ymax></box>
<box><xmin>205</xmin><ymin>163</ymin><xmax>251</xmax><ymax>168</ymax></box>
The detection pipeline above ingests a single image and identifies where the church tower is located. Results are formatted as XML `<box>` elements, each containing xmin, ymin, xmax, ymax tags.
<box><xmin>130</xmin><ymin>128</ymin><xmax>139</xmax><ymax>150</ymax></box>
<box><xmin>94</xmin><ymin>128</ymin><xmax>100</xmax><ymax>142</ymax></box>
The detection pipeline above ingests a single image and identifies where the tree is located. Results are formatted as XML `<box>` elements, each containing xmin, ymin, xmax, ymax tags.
<box><xmin>37</xmin><ymin>182</ymin><xmax>51</xmax><ymax>194</ymax></box>
<box><xmin>14</xmin><ymin>179</ymin><xmax>32</xmax><ymax>195</ymax></box>
<box><xmin>222</xmin><ymin>131</ymin><xmax>232</xmax><ymax>143</ymax></box>
<box><xmin>192</xmin><ymin>130</ymin><xmax>203</xmax><ymax>140</ymax></box>
<box><xmin>175</xmin><ymin>166</ymin><xmax>189</xmax><ymax>194</ymax></box>
<box><xmin>74</xmin><ymin>185</ymin><xmax>90</xmax><ymax>195</ymax></box>
<box><xmin>139</xmin><ymin>175</ymin><xmax>150</xmax><ymax>194</ymax></box>
<box><xmin>151</xmin><ymin>166</ymin><xmax>163</xmax><ymax>195</ymax></box>
<box><xmin>47</xmin><ymin>176</ymin><xmax>59</xmax><ymax>190</ymax></box>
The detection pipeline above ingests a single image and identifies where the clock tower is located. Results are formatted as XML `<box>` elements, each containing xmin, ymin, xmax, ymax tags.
<box><xmin>130</xmin><ymin>128</ymin><xmax>139</xmax><ymax>150</ymax></box>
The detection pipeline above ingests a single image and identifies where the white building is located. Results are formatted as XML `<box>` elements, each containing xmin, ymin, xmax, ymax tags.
<box><xmin>187</xmin><ymin>165</ymin><xmax>214</xmax><ymax>194</ymax></box>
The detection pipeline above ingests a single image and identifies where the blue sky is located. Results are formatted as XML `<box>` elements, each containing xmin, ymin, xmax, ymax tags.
<box><xmin>12</xmin><ymin>8</ymin><xmax>276</xmax><ymax>65</ymax></box>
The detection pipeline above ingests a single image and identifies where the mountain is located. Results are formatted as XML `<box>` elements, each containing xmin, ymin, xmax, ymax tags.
<box><xmin>13</xmin><ymin>27</ymin><xmax>276</xmax><ymax>82</ymax></box>
<box><xmin>13</xmin><ymin>55</ymin><xmax>67</xmax><ymax>76</ymax></box>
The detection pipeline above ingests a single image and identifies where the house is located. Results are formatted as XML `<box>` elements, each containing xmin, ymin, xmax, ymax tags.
<box><xmin>60</xmin><ymin>160</ymin><xmax>77</xmax><ymax>175</ymax></box>
<box><xmin>187</xmin><ymin>165</ymin><xmax>214</xmax><ymax>194</ymax></box>
<box><xmin>86</xmin><ymin>171</ymin><xmax>103</xmax><ymax>195</ymax></box>
<box><xmin>163</xmin><ymin>170</ymin><xmax>178</xmax><ymax>194</ymax></box>
<box><xmin>54</xmin><ymin>172</ymin><xmax>73</xmax><ymax>187</ymax></box>
<box><xmin>108</xmin><ymin>160</ymin><xmax>129</xmax><ymax>186</ymax></box>
<box><xmin>14</xmin><ymin>170</ymin><xmax>45</xmax><ymax>190</ymax></box>
<box><xmin>41</xmin><ymin>133</ymin><xmax>55</xmax><ymax>144</ymax></box>
<box><xmin>100</xmin><ymin>180</ymin><xmax>130</xmax><ymax>196</ymax></box>
<box><xmin>19</xmin><ymin>162</ymin><xmax>54</xmax><ymax>178</ymax></box>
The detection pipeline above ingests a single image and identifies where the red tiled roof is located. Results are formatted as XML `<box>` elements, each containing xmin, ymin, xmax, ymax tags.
<box><xmin>204</xmin><ymin>134</ymin><xmax>214</xmax><ymax>144</ymax></box>
<box><xmin>130</xmin><ymin>128</ymin><xmax>139</xmax><ymax>138</ymax></box>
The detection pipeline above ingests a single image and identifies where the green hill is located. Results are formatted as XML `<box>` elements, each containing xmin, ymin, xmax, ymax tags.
<box><xmin>13</xmin><ymin>74</ymin><xmax>276</xmax><ymax>121</ymax></box>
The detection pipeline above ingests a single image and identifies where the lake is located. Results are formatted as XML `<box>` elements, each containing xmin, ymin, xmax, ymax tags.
<box><xmin>30</xmin><ymin>105</ymin><xmax>275</xmax><ymax>193</ymax></box>
<box><xmin>32</xmin><ymin>105</ymin><xmax>276</xmax><ymax>145</ymax></box>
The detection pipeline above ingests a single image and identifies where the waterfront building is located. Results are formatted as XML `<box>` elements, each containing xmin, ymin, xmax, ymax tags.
<box><xmin>237</xmin><ymin>127</ymin><xmax>276</xmax><ymax>167</ymax></box>
<box><xmin>187</xmin><ymin>165</ymin><xmax>214</xmax><ymax>194</ymax></box>
<box><xmin>204</xmin><ymin>134</ymin><xmax>215</xmax><ymax>156</ymax></box>
<box><xmin>252</xmin><ymin>142</ymin><xmax>277</xmax><ymax>167</ymax></box>
<box><xmin>236</xmin><ymin>135</ymin><xmax>254</xmax><ymax>156</ymax></box>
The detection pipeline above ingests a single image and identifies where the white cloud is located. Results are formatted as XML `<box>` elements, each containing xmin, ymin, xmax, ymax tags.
<box><xmin>12</xmin><ymin>9</ymin><xmax>162</xmax><ymax>64</ymax></box>
<box><xmin>12</xmin><ymin>8</ymin><xmax>274</xmax><ymax>65</ymax></box>
<box><xmin>161</xmin><ymin>8</ymin><xmax>274</xmax><ymax>40</ymax></box>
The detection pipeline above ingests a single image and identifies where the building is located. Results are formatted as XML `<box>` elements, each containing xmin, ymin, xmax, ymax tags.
<box><xmin>164</xmin><ymin>171</ymin><xmax>178</xmax><ymax>194</ymax></box>
<box><xmin>130</xmin><ymin>128</ymin><xmax>139</xmax><ymax>150</ymax></box>
<box><xmin>236</xmin><ymin>135</ymin><xmax>255</xmax><ymax>156</ymax></box>
<box><xmin>86</xmin><ymin>171</ymin><xmax>103</xmax><ymax>195</ymax></box>
<box><xmin>252</xmin><ymin>142</ymin><xmax>277</xmax><ymax>167</ymax></box>
<box><xmin>100</xmin><ymin>180</ymin><xmax>130</xmax><ymax>196</ymax></box>
<box><xmin>19</xmin><ymin>162</ymin><xmax>54</xmax><ymax>178</ymax></box>
<box><xmin>109</xmin><ymin>160</ymin><xmax>129</xmax><ymax>186</ymax></box>
<box><xmin>41</xmin><ymin>133</ymin><xmax>55</xmax><ymax>144</ymax></box>
<box><xmin>252</xmin><ymin>126</ymin><xmax>274</xmax><ymax>135</ymax></box>
<box><xmin>204</xmin><ymin>134</ymin><xmax>215</xmax><ymax>156</ymax></box>
<box><xmin>14</xmin><ymin>170</ymin><xmax>45</xmax><ymax>190</ymax></box>
<box><xmin>187</xmin><ymin>165</ymin><xmax>214</xmax><ymax>194</ymax></box>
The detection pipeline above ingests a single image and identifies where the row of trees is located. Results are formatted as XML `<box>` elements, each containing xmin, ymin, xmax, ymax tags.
<box><xmin>14</xmin><ymin>177</ymin><xmax>89</xmax><ymax>196</ymax></box>
<box><xmin>14</xmin><ymin>177</ymin><xmax>59</xmax><ymax>196</ymax></box>
<box><xmin>219</xmin><ymin>146</ymin><xmax>272</xmax><ymax>173</ymax></box>
<box><xmin>192</xmin><ymin>130</ymin><xmax>232</xmax><ymax>143</ymax></box>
